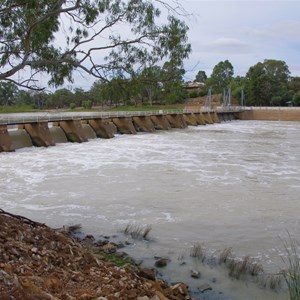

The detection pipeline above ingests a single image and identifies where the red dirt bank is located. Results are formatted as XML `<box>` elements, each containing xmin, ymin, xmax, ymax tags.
<box><xmin>0</xmin><ymin>210</ymin><xmax>194</xmax><ymax>300</ymax></box>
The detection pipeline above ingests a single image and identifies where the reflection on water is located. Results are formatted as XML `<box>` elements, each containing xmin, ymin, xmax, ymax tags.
<box><xmin>0</xmin><ymin>120</ymin><xmax>299</xmax><ymax>299</ymax></box>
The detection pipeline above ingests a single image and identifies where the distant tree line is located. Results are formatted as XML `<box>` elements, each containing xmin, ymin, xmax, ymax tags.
<box><xmin>0</xmin><ymin>62</ymin><xmax>188</xmax><ymax>109</ymax></box>
<box><xmin>192</xmin><ymin>59</ymin><xmax>300</xmax><ymax>107</ymax></box>
<box><xmin>1</xmin><ymin>59</ymin><xmax>300</xmax><ymax>109</ymax></box>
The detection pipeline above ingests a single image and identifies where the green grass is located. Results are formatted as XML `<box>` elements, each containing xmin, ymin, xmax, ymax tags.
<box><xmin>94</xmin><ymin>249</ymin><xmax>134</xmax><ymax>267</ymax></box>
<box><xmin>0</xmin><ymin>105</ymin><xmax>39</xmax><ymax>113</ymax></box>
<box><xmin>104</xmin><ymin>105</ymin><xmax>185</xmax><ymax>112</ymax></box>
<box><xmin>281</xmin><ymin>236</ymin><xmax>300</xmax><ymax>300</ymax></box>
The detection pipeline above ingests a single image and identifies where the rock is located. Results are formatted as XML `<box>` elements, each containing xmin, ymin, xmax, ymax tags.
<box><xmin>0</xmin><ymin>210</ymin><xmax>195</xmax><ymax>300</ymax></box>
<box><xmin>190</xmin><ymin>270</ymin><xmax>201</xmax><ymax>279</ymax></box>
<box><xmin>154</xmin><ymin>258</ymin><xmax>169</xmax><ymax>268</ymax></box>
<box><xmin>137</xmin><ymin>268</ymin><xmax>157</xmax><ymax>281</ymax></box>
<box><xmin>171</xmin><ymin>282</ymin><xmax>189</xmax><ymax>296</ymax></box>
<box><xmin>134</xmin><ymin>259</ymin><xmax>143</xmax><ymax>266</ymax></box>
<box><xmin>102</xmin><ymin>242</ymin><xmax>118</xmax><ymax>254</ymax></box>
<box><xmin>198</xmin><ymin>283</ymin><xmax>212</xmax><ymax>293</ymax></box>
<box><xmin>154</xmin><ymin>290</ymin><xmax>169</xmax><ymax>300</ymax></box>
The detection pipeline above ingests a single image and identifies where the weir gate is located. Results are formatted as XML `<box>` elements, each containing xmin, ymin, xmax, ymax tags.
<box><xmin>4</xmin><ymin>106</ymin><xmax>300</xmax><ymax>153</ymax></box>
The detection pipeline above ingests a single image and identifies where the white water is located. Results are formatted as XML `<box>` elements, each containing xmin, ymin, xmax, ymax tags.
<box><xmin>1</xmin><ymin>120</ymin><xmax>300</xmax><ymax>299</ymax></box>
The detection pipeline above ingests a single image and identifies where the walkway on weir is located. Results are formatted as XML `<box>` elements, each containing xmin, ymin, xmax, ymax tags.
<box><xmin>0</xmin><ymin>106</ymin><xmax>244</xmax><ymax>125</ymax></box>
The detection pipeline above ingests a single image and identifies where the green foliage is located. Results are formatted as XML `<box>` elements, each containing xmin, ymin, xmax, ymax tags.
<box><xmin>189</xmin><ymin>91</ymin><xmax>199</xmax><ymax>98</ymax></box>
<box><xmin>292</xmin><ymin>92</ymin><xmax>300</xmax><ymax>106</ymax></box>
<box><xmin>69</xmin><ymin>103</ymin><xmax>76</xmax><ymax>110</ymax></box>
<box><xmin>0</xmin><ymin>105</ymin><xmax>37</xmax><ymax>113</ymax></box>
<box><xmin>281</xmin><ymin>236</ymin><xmax>300</xmax><ymax>300</ymax></box>
<box><xmin>271</xmin><ymin>96</ymin><xmax>282</xmax><ymax>106</ymax></box>
<box><xmin>194</xmin><ymin>70</ymin><xmax>207</xmax><ymax>83</ymax></box>
<box><xmin>83</xmin><ymin>100</ymin><xmax>93</xmax><ymax>109</ymax></box>
<box><xmin>207</xmin><ymin>60</ymin><xmax>234</xmax><ymax>93</ymax></box>
<box><xmin>0</xmin><ymin>82</ymin><xmax>18</xmax><ymax>105</ymax></box>
<box><xmin>0</xmin><ymin>0</ymin><xmax>191</xmax><ymax>90</ymax></box>
<box><xmin>245</xmin><ymin>59</ymin><xmax>290</xmax><ymax>106</ymax></box>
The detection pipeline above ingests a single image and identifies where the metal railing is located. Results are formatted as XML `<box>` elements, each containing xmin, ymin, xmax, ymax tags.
<box><xmin>0</xmin><ymin>107</ymin><xmax>246</xmax><ymax>125</ymax></box>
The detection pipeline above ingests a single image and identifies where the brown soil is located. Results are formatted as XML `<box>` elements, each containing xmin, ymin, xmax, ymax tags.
<box><xmin>0</xmin><ymin>210</ymin><xmax>194</xmax><ymax>300</ymax></box>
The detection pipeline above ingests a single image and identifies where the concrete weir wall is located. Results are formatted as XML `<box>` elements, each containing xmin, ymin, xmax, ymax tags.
<box><xmin>132</xmin><ymin>116</ymin><xmax>155</xmax><ymax>132</ymax></box>
<box><xmin>150</xmin><ymin>115</ymin><xmax>171</xmax><ymax>130</ymax></box>
<box><xmin>236</xmin><ymin>108</ymin><xmax>300</xmax><ymax>121</ymax></box>
<box><xmin>0</xmin><ymin>125</ymin><xmax>14</xmax><ymax>152</ymax></box>
<box><xmin>20</xmin><ymin>122</ymin><xmax>55</xmax><ymax>147</ymax></box>
<box><xmin>0</xmin><ymin>110</ymin><xmax>253</xmax><ymax>152</ymax></box>
<box><xmin>58</xmin><ymin>120</ymin><xmax>88</xmax><ymax>143</ymax></box>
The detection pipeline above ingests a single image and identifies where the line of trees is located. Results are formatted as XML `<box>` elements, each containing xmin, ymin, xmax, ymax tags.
<box><xmin>1</xmin><ymin>58</ymin><xmax>300</xmax><ymax>109</ymax></box>
<box><xmin>0</xmin><ymin>63</ymin><xmax>188</xmax><ymax>109</ymax></box>
<box><xmin>193</xmin><ymin>59</ymin><xmax>300</xmax><ymax>107</ymax></box>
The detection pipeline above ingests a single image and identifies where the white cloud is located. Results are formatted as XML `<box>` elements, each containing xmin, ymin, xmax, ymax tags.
<box><xmin>197</xmin><ymin>37</ymin><xmax>253</xmax><ymax>54</ymax></box>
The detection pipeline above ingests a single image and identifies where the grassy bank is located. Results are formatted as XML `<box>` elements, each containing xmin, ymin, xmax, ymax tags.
<box><xmin>0</xmin><ymin>105</ymin><xmax>39</xmax><ymax>113</ymax></box>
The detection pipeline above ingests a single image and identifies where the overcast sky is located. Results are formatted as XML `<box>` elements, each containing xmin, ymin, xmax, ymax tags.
<box><xmin>31</xmin><ymin>0</ymin><xmax>298</xmax><ymax>90</ymax></box>
<box><xmin>182</xmin><ymin>0</ymin><xmax>300</xmax><ymax>82</ymax></box>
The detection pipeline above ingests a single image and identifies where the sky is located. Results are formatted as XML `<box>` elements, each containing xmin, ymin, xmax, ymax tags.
<box><xmin>181</xmin><ymin>0</ymin><xmax>300</xmax><ymax>82</ymax></box>
<box><xmin>8</xmin><ymin>0</ymin><xmax>300</xmax><ymax>91</ymax></box>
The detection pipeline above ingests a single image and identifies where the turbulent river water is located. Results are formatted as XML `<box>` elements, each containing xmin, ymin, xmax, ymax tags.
<box><xmin>1</xmin><ymin>120</ymin><xmax>300</xmax><ymax>299</ymax></box>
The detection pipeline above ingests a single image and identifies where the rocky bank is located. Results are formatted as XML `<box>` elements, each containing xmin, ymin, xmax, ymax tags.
<box><xmin>0</xmin><ymin>209</ymin><xmax>195</xmax><ymax>300</ymax></box>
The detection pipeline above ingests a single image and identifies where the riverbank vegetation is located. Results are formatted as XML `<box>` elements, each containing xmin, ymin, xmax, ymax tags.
<box><xmin>0</xmin><ymin>59</ymin><xmax>300</xmax><ymax>113</ymax></box>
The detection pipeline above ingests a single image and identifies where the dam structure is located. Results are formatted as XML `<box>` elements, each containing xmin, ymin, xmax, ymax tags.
<box><xmin>1</xmin><ymin>106</ymin><xmax>300</xmax><ymax>152</ymax></box>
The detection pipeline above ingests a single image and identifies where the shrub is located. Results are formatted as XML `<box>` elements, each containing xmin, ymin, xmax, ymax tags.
<box><xmin>83</xmin><ymin>100</ymin><xmax>93</xmax><ymax>109</ymax></box>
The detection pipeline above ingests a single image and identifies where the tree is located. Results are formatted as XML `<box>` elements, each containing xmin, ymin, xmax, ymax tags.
<box><xmin>292</xmin><ymin>92</ymin><xmax>300</xmax><ymax>106</ymax></box>
<box><xmin>194</xmin><ymin>70</ymin><xmax>207</xmax><ymax>83</ymax></box>
<box><xmin>161</xmin><ymin>61</ymin><xmax>186</xmax><ymax>104</ymax></box>
<box><xmin>245</xmin><ymin>59</ymin><xmax>290</xmax><ymax>106</ymax></box>
<box><xmin>206</xmin><ymin>60</ymin><xmax>234</xmax><ymax>93</ymax></box>
<box><xmin>46</xmin><ymin>88</ymin><xmax>74</xmax><ymax>108</ymax></box>
<box><xmin>0</xmin><ymin>82</ymin><xmax>19</xmax><ymax>106</ymax></box>
<box><xmin>0</xmin><ymin>1</ymin><xmax>191</xmax><ymax>90</ymax></box>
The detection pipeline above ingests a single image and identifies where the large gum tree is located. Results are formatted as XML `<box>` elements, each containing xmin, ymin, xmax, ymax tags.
<box><xmin>0</xmin><ymin>0</ymin><xmax>191</xmax><ymax>89</ymax></box>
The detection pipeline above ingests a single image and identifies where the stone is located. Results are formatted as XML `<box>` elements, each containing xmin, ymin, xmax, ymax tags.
<box><xmin>190</xmin><ymin>270</ymin><xmax>201</xmax><ymax>279</ymax></box>
<box><xmin>154</xmin><ymin>258</ymin><xmax>169</xmax><ymax>268</ymax></box>
<box><xmin>171</xmin><ymin>282</ymin><xmax>189</xmax><ymax>296</ymax></box>
<box><xmin>198</xmin><ymin>283</ymin><xmax>212</xmax><ymax>293</ymax></box>
<box><xmin>137</xmin><ymin>268</ymin><xmax>157</xmax><ymax>281</ymax></box>
<box><xmin>102</xmin><ymin>242</ymin><xmax>118</xmax><ymax>254</ymax></box>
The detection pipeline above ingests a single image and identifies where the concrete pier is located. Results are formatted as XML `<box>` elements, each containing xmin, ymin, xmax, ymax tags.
<box><xmin>88</xmin><ymin>119</ymin><xmax>114</xmax><ymax>139</ymax></box>
<box><xmin>211</xmin><ymin>112</ymin><xmax>220</xmax><ymax>123</ymax></box>
<box><xmin>202</xmin><ymin>112</ymin><xmax>214</xmax><ymax>124</ymax></box>
<box><xmin>0</xmin><ymin>125</ymin><xmax>15</xmax><ymax>152</ymax></box>
<box><xmin>166</xmin><ymin>114</ymin><xmax>187</xmax><ymax>128</ymax></box>
<box><xmin>193</xmin><ymin>113</ymin><xmax>206</xmax><ymax>125</ymax></box>
<box><xmin>132</xmin><ymin>116</ymin><xmax>155</xmax><ymax>132</ymax></box>
<box><xmin>150</xmin><ymin>115</ymin><xmax>171</xmax><ymax>130</ymax></box>
<box><xmin>183</xmin><ymin>113</ymin><xmax>198</xmax><ymax>126</ymax></box>
<box><xmin>58</xmin><ymin>120</ymin><xmax>88</xmax><ymax>143</ymax></box>
<box><xmin>112</xmin><ymin>117</ymin><xmax>137</xmax><ymax>134</ymax></box>
<box><xmin>20</xmin><ymin>122</ymin><xmax>55</xmax><ymax>147</ymax></box>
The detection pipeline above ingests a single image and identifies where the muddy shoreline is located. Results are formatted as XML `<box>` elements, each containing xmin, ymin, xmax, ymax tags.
<box><xmin>0</xmin><ymin>209</ymin><xmax>196</xmax><ymax>300</ymax></box>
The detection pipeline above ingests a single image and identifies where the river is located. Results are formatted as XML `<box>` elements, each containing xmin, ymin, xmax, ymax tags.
<box><xmin>1</xmin><ymin>120</ymin><xmax>299</xmax><ymax>299</ymax></box>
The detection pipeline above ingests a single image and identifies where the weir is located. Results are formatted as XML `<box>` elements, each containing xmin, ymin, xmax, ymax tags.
<box><xmin>132</xmin><ymin>116</ymin><xmax>155</xmax><ymax>132</ymax></box>
<box><xmin>166</xmin><ymin>114</ymin><xmax>187</xmax><ymax>128</ymax></box>
<box><xmin>183</xmin><ymin>113</ymin><xmax>198</xmax><ymax>126</ymax></box>
<box><xmin>202</xmin><ymin>112</ymin><xmax>214</xmax><ymax>124</ymax></box>
<box><xmin>193</xmin><ymin>113</ymin><xmax>206</xmax><ymax>125</ymax></box>
<box><xmin>58</xmin><ymin>120</ymin><xmax>88</xmax><ymax>143</ymax></box>
<box><xmin>81</xmin><ymin>122</ymin><xmax>97</xmax><ymax>140</ymax></box>
<box><xmin>150</xmin><ymin>115</ymin><xmax>171</xmax><ymax>130</ymax></box>
<box><xmin>19</xmin><ymin>122</ymin><xmax>55</xmax><ymax>147</ymax></box>
<box><xmin>0</xmin><ymin>125</ymin><xmax>14</xmax><ymax>152</ymax></box>
<box><xmin>2</xmin><ymin>106</ymin><xmax>298</xmax><ymax>152</ymax></box>
<box><xmin>87</xmin><ymin>119</ymin><xmax>114</xmax><ymax>139</ymax></box>
<box><xmin>112</xmin><ymin>117</ymin><xmax>137</xmax><ymax>134</ymax></box>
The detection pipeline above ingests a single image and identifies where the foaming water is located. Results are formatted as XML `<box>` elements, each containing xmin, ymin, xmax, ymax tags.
<box><xmin>1</xmin><ymin>120</ymin><xmax>299</xmax><ymax>299</ymax></box>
